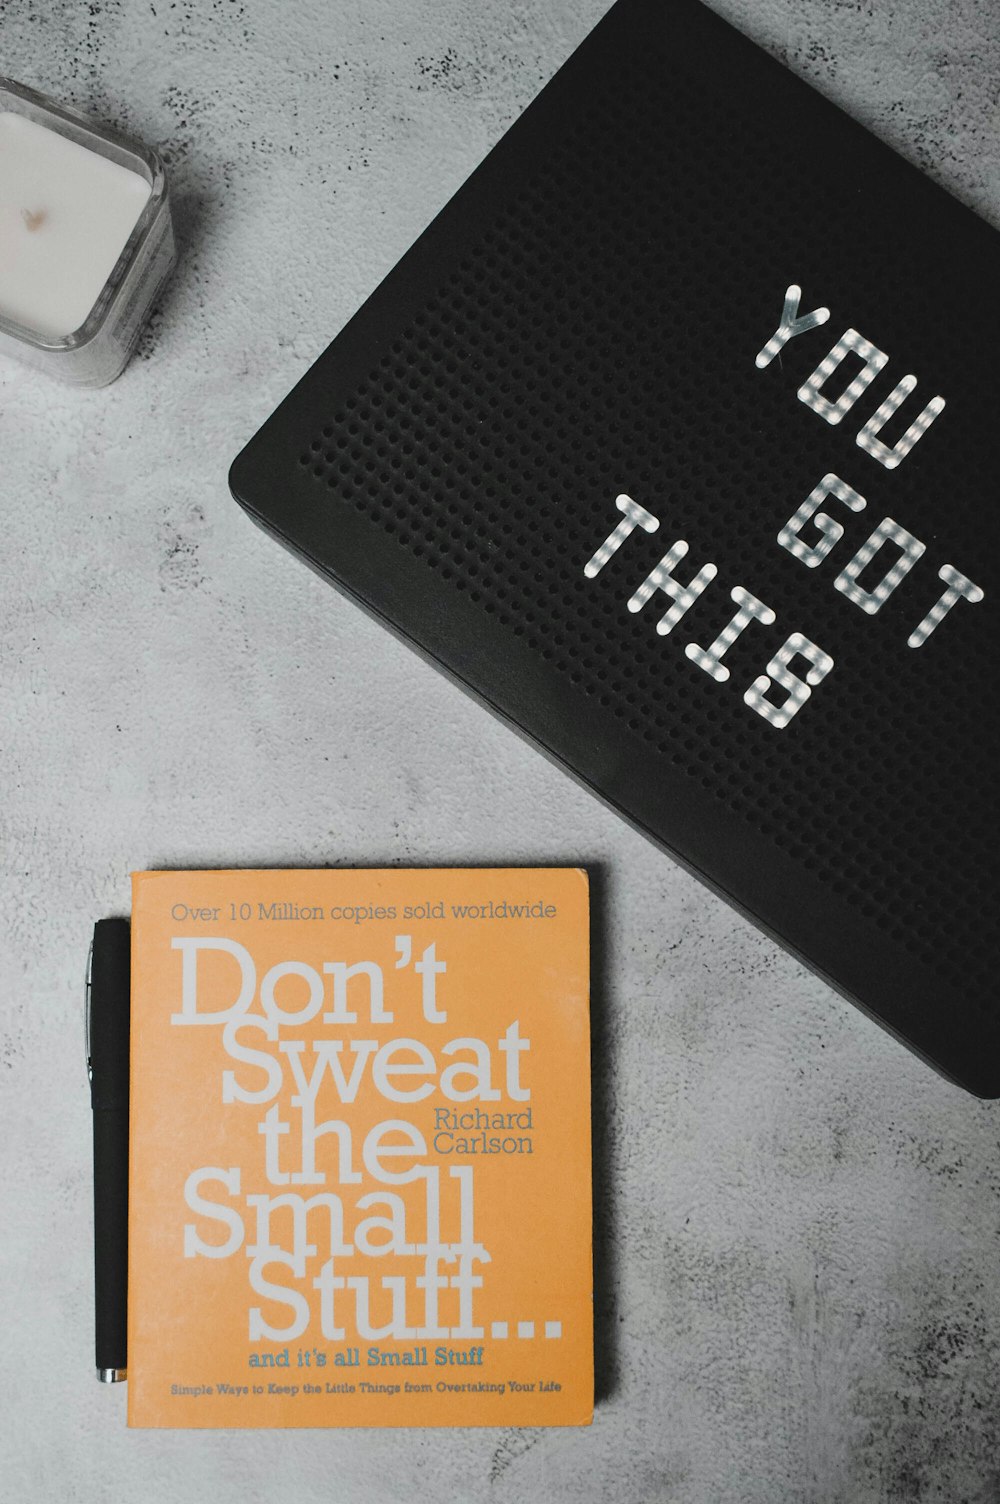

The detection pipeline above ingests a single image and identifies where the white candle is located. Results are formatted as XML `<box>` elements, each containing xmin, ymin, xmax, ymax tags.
<box><xmin>0</xmin><ymin>110</ymin><xmax>152</xmax><ymax>339</ymax></box>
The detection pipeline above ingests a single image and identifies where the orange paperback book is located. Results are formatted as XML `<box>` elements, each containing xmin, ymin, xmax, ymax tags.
<box><xmin>127</xmin><ymin>868</ymin><xmax>592</xmax><ymax>1427</ymax></box>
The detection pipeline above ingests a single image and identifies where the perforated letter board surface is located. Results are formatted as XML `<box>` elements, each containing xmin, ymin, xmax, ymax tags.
<box><xmin>230</xmin><ymin>0</ymin><xmax>999</xmax><ymax>1095</ymax></box>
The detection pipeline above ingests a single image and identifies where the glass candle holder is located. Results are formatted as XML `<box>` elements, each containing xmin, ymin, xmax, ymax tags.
<box><xmin>0</xmin><ymin>77</ymin><xmax>175</xmax><ymax>387</ymax></box>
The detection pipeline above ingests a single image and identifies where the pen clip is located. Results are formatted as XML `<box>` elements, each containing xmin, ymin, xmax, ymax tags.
<box><xmin>85</xmin><ymin>936</ymin><xmax>94</xmax><ymax>1083</ymax></box>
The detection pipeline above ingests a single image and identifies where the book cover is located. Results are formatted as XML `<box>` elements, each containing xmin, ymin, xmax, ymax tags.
<box><xmin>127</xmin><ymin>867</ymin><xmax>592</xmax><ymax>1427</ymax></box>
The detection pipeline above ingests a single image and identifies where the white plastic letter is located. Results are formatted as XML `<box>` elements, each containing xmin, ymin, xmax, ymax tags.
<box><xmin>834</xmin><ymin>518</ymin><xmax>926</xmax><ymax>615</ymax></box>
<box><xmin>908</xmin><ymin>564</ymin><xmax>984</xmax><ymax>648</ymax></box>
<box><xmin>627</xmin><ymin>541</ymin><xmax>718</xmax><ymax>636</ymax></box>
<box><xmin>798</xmin><ymin>329</ymin><xmax>888</xmax><ymax>425</ymax></box>
<box><xmin>778</xmin><ymin>473</ymin><xmax>867</xmax><ymax>569</ymax></box>
<box><xmin>856</xmin><ymin>375</ymin><xmax>945</xmax><ymax>469</ymax></box>
<box><xmin>685</xmin><ymin>586</ymin><xmax>776</xmax><ymax>683</ymax></box>
<box><xmin>755</xmin><ymin>284</ymin><xmax>831</xmax><ymax>369</ymax></box>
<box><xmin>584</xmin><ymin>493</ymin><xmax>659</xmax><ymax>578</ymax></box>
<box><xmin>744</xmin><ymin>633</ymin><xmax>834</xmax><ymax>729</ymax></box>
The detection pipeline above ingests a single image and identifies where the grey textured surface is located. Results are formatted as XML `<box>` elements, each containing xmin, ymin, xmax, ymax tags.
<box><xmin>2</xmin><ymin>1</ymin><xmax>999</xmax><ymax>1500</ymax></box>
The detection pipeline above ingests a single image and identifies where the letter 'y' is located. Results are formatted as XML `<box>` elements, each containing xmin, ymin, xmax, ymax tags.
<box><xmin>755</xmin><ymin>285</ymin><xmax>830</xmax><ymax>370</ymax></box>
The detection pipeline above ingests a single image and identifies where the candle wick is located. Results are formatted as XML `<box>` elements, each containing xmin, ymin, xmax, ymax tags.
<box><xmin>21</xmin><ymin>208</ymin><xmax>47</xmax><ymax>232</ymax></box>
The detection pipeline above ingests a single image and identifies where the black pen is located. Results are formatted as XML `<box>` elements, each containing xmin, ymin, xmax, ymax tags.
<box><xmin>87</xmin><ymin>918</ymin><xmax>130</xmax><ymax>1383</ymax></box>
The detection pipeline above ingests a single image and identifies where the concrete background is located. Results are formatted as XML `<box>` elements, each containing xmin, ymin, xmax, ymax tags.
<box><xmin>2</xmin><ymin>1</ymin><xmax>999</xmax><ymax>1499</ymax></box>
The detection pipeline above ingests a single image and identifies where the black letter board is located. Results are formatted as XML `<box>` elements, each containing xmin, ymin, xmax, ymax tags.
<box><xmin>230</xmin><ymin>0</ymin><xmax>999</xmax><ymax>1095</ymax></box>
